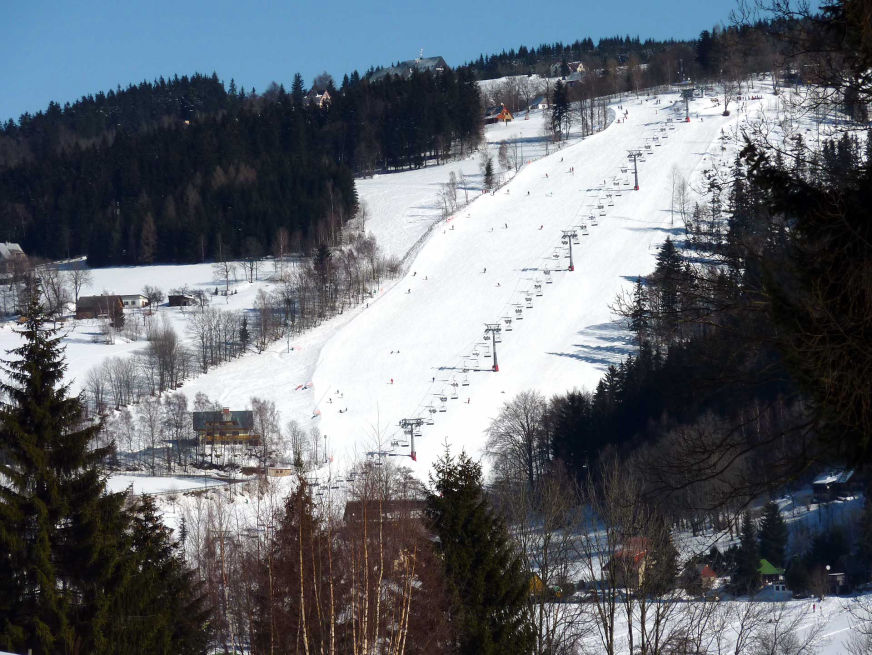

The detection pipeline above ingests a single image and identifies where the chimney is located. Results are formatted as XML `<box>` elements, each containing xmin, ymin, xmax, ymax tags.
<box><xmin>222</xmin><ymin>408</ymin><xmax>231</xmax><ymax>422</ymax></box>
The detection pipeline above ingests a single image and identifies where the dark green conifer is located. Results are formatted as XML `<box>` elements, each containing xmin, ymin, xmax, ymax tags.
<box><xmin>758</xmin><ymin>501</ymin><xmax>787</xmax><ymax>568</ymax></box>
<box><xmin>733</xmin><ymin>512</ymin><xmax>761</xmax><ymax>594</ymax></box>
<box><xmin>0</xmin><ymin>294</ymin><xmax>211</xmax><ymax>654</ymax></box>
<box><xmin>427</xmin><ymin>448</ymin><xmax>533</xmax><ymax>655</ymax></box>
<box><xmin>0</xmin><ymin>294</ymin><xmax>122</xmax><ymax>653</ymax></box>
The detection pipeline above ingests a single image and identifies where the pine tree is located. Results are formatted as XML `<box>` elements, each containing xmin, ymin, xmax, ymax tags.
<box><xmin>758</xmin><ymin>501</ymin><xmax>788</xmax><ymax>568</ymax></box>
<box><xmin>733</xmin><ymin>512</ymin><xmax>761</xmax><ymax>594</ymax></box>
<box><xmin>550</xmin><ymin>81</ymin><xmax>570</xmax><ymax>140</ymax></box>
<box><xmin>104</xmin><ymin>496</ymin><xmax>211</xmax><ymax>654</ymax></box>
<box><xmin>239</xmin><ymin>314</ymin><xmax>250</xmax><ymax>352</ymax></box>
<box><xmin>0</xmin><ymin>294</ymin><xmax>122</xmax><ymax>653</ymax></box>
<box><xmin>629</xmin><ymin>276</ymin><xmax>650</xmax><ymax>347</ymax></box>
<box><xmin>427</xmin><ymin>448</ymin><xmax>533</xmax><ymax>655</ymax></box>
<box><xmin>0</xmin><ymin>295</ymin><xmax>211</xmax><ymax>653</ymax></box>
<box><xmin>483</xmin><ymin>157</ymin><xmax>495</xmax><ymax>190</ymax></box>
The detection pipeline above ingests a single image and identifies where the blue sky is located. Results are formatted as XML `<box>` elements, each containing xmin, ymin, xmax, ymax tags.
<box><xmin>2</xmin><ymin>0</ymin><xmax>739</xmax><ymax>123</ymax></box>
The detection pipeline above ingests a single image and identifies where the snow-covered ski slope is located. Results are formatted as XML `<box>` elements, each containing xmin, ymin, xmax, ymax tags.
<box><xmin>0</xmin><ymin>89</ymin><xmax>768</xmax><ymax>476</ymax></box>
<box><xmin>303</xmin><ymin>93</ymin><xmax>755</xmax><ymax>474</ymax></box>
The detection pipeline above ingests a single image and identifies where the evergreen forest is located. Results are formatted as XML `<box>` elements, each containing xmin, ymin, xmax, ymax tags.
<box><xmin>0</xmin><ymin>69</ymin><xmax>482</xmax><ymax>266</ymax></box>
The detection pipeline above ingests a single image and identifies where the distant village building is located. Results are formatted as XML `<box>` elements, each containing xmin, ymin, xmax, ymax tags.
<box><xmin>192</xmin><ymin>408</ymin><xmax>258</xmax><ymax>446</ymax></box>
<box><xmin>698</xmin><ymin>564</ymin><xmax>717</xmax><ymax>590</ymax></box>
<box><xmin>168</xmin><ymin>293</ymin><xmax>197</xmax><ymax>307</ymax></box>
<box><xmin>812</xmin><ymin>469</ymin><xmax>857</xmax><ymax>503</ymax></box>
<box><xmin>119</xmin><ymin>293</ymin><xmax>149</xmax><ymax>308</ymax></box>
<box><xmin>603</xmin><ymin>537</ymin><xmax>650</xmax><ymax>588</ymax></box>
<box><xmin>484</xmin><ymin>104</ymin><xmax>513</xmax><ymax>125</ymax></box>
<box><xmin>370</xmin><ymin>55</ymin><xmax>449</xmax><ymax>81</ymax></box>
<box><xmin>76</xmin><ymin>295</ymin><xmax>124</xmax><ymax>322</ymax></box>
<box><xmin>758</xmin><ymin>558</ymin><xmax>785</xmax><ymax>584</ymax></box>
<box><xmin>342</xmin><ymin>498</ymin><xmax>426</xmax><ymax>524</ymax></box>
<box><xmin>306</xmin><ymin>88</ymin><xmax>331</xmax><ymax>109</ymax></box>
<box><xmin>0</xmin><ymin>242</ymin><xmax>26</xmax><ymax>278</ymax></box>
<box><xmin>528</xmin><ymin>95</ymin><xmax>550</xmax><ymax>111</ymax></box>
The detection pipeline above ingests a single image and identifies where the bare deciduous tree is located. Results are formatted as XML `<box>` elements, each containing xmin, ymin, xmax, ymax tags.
<box><xmin>486</xmin><ymin>390</ymin><xmax>549</xmax><ymax>491</ymax></box>
<box><xmin>65</xmin><ymin>259</ymin><xmax>92</xmax><ymax>305</ymax></box>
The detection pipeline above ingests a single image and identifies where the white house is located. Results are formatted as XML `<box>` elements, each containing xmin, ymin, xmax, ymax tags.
<box><xmin>119</xmin><ymin>294</ymin><xmax>149</xmax><ymax>308</ymax></box>
<box><xmin>528</xmin><ymin>95</ymin><xmax>550</xmax><ymax>111</ymax></box>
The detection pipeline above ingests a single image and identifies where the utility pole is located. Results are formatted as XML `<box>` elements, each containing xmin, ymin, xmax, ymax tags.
<box><xmin>398</xmin><ymin>418</ymin><xmax>424</xmax><ymax>461</ymax></box>
<box><xmin>627</xmin><ymin>150</ymin><xmax>642</xmax><ymax>190</ymax></box>
<box><xmin>561</xmin><ymin>229</ymin><xmax>578</xmax><ymax>271</ymax></box>
<box><xmin>484</xmin><ymin>323</ymin><xmax>502</xmax><ymax>371</ymax></box>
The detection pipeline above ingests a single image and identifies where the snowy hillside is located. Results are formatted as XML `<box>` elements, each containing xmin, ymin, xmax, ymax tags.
<box><xmin>183</xmin><ymin>88</ymin><xmax>773</xmax><ymax>476</ymax></box>
<box><xmin>1</xmin><ymin>86</ymin><xmax>780</xmax><ymax>478</ymax></box>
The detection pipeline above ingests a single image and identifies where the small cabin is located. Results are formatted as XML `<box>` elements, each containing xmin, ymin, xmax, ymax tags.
<box><xmin>758</xmin><ymin>558</ymin><xmax>785</xmax><ymax>583</ymax></box>
<box><xmin>484</xmin><ymin>104</ymin><xmax>513</xmax><ymax>125</ymax></box>
<box><xmin>528</xmin><ymin>95</ymin><xmax>549</xmax><ymax>111</ymax></box>
<box><xmin>168</xmin><ymin>293</ymin><xmax>197</xmax><ymax>307</ymax></box>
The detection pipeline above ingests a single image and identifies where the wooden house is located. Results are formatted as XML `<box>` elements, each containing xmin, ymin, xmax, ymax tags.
<box><xmin>168</xmin><ymin>293</ymin><xmax>197</xmax><ymax>307</ymax></box>
<box><xmin>192</xmin><ymin>408</ymin><xmax>258</xmax><ymax>446</ymax></box>
<box><xmin>484</xmin><ymin>104</ymin><xmax>513</xmax><ymax>125</ymax></box>
<box><xmin>76</xmin><ymin>295</ymin><xmax>124</xmax><ymax>322</ymax></box>
<box><xmin>812</xmin><ymin>469</ymin><xmax>857</xmax><ymax>503</ymax></box>
<box><xmin>342</xmin><ymin>498</ymin><xmax>426</xmax><ymax>524</ymax></box>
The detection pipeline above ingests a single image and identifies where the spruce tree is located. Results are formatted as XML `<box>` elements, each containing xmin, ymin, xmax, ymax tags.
<box><xmin>239</xmin><ymin>314</ymin><xmax>250</xmax><ymax>352</ymax></box>
<box><xmin>629</xmin><ymin>276</ymin><xmax>650</xmax><ymax>347</ymax></box>
<box><xmin>104</xmin><ymin>495</ymin><xmax>211</xmax><ymax>654</ymax></box>
<box><xmin>0</xmin><ymin>295</ymin><xmax>211</xmax><ymax>653</ymax></box>
<box><xmin>483</xmin><ymin>157</ymin><xmax>495</xmax><ymax>190</ymax></box>
<box><xmin>550</xmin><ymin>80</ymin><xmax>569</xmax><ymax>139</ymax></box>
<box><xmin>758</xmin><ymin>501</ymin><xmax>788</xmax><ymax>568</ymax></box>
<box><xmin>733</xmin><ymin>512</ymin><xmax>761</xmax><ymax>594</ymax></box>
<box><xmin>427</xmin><ymin>448</ymin><xmax>533</xmax><ymax>655</ymax></box>
<box><xmin>0</xmin><ymin>294</ymin><xmax>123</xmax><ymax>653</ymax></box>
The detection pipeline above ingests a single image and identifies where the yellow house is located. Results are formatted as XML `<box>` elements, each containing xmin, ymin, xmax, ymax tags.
<box><xmin>192</xmin><ymin>408</ymin><xmax>259</xmax><ymax>445</ymax></box>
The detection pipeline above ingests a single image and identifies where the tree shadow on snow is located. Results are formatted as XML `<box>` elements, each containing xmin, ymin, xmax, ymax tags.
<box><xmin>546</xmin><ymin>321</ymin><xmax>635</xmax><ymax>370</ymax></box>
